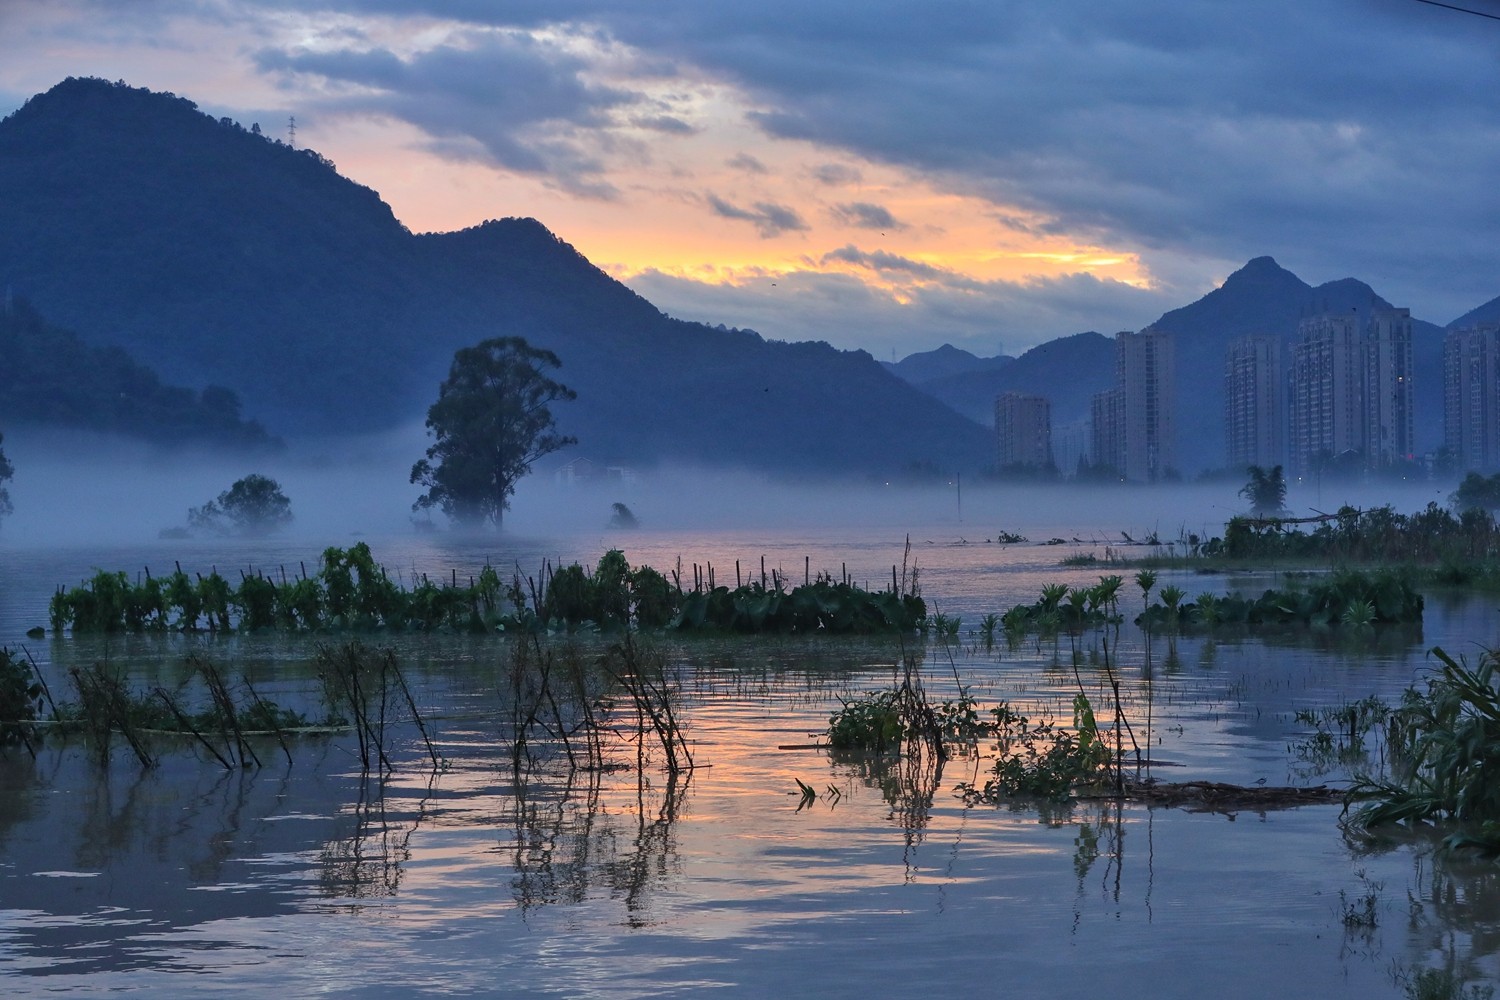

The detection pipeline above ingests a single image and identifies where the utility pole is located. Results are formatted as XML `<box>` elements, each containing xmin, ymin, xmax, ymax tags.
<box><xmin>287</xmin><ymin>115</ymin><xmax>297</xmax><ymax>148</ymax></box>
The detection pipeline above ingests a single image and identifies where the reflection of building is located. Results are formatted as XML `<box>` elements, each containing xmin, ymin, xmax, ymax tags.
<box><xmin>1091</xmin><ymin>328</ymin><xmax>1175</xmax><ymax>481</ymax></box>
<box><xmin>994</xmin><ymin>392</ymin><xmax>1052</xmax><ymax>469</ymax></box>
<box><xmin>1224</xmin><ymin>335</ymin><xmax>1283</xmax><ymax>471</ymax></box>
<box><xmin>1445</xmin><ymin>324</ymin><xmax>1500</xmax><ymax>472</ymax></box>
<box><xmin>1288</xmin><ymin>307</ymin><xmax>1413</xmax><ymax>476</ymax></box>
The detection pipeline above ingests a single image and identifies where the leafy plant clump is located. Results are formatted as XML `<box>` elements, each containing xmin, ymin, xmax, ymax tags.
<box><xmin>958</xmin><ymin>696</ymin><xmax>1114</xmax><ymax>803</ymax></box>
<box><xmin>827</xmin><ymin>682</ymin><xmax>986</xmax><ymax>756</ymax></box>
<box><xmin>0</xmin><ymin>647</ymin><xmax>46</xmax><ymax>752</ymax></box>
<box><xmin>1345</xmin><ymin>646</ymin><xmax>1500</xmax><ymax>851</ymax></box>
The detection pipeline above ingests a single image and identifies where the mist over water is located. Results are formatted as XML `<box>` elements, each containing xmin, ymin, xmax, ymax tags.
<box><xmin>0</xmin><ymin>423</ymin><xmax>1458</xmax><ymax>551</ymax></box>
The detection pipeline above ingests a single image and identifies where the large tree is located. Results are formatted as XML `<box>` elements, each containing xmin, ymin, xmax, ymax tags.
<box><xmin>0</xmin><ymin>430</ymin><xmax>13</xmax><ymax>525</ymax></box>
<box><xmin>410</xmin><ymin>337</ymin><xmax>576</xmax><ymax>529</ymax></box>
<box><xmin>188</xmin><ymin>473</ymin><xmax>293</xmax><ymax>537</ymax></box>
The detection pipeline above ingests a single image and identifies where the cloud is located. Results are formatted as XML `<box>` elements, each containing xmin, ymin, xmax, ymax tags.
<box><xmin>252</xmin><ymin>26</ymin><xmax>639</xmax><ymax>193</ymax></box>
<box><xmin>725</xmin><ymin>151</ymin><xmax>767</xmax><ymax>173</ymax></box>
<box><xmin>820</xmin><ymin>245</ymin><xmax>946</xmax><ymax>280</ymax></box>
<box><xmin>15</xmin><ymin>0</ymin><xmax>1500</xmax><ymax>321</ymax></box>
<box><xmin>626</xmin><ymin>261</ymin><xmax>1179</xmax><ymax>360</ymax></box>
<box><xmin>829</xmin><ymin>201</ymin><xmax>903</xmax><ymax>231</ymax></box>
<box><xmin>293</xmin><ymin>0</ymin><xmax>1500</xmax><ymax>320</ymax></box>
<box><xmin>706</xmin><ymin>193</ymin><xmax>808</xmax><ymax>237</ymax></box>
<box><xmin>631</xmin><ymin>113</ymin><xmax>696</xmax><ymax>134</ymax></box>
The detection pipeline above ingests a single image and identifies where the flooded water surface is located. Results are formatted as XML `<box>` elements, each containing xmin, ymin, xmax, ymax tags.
<box><xmin>2</xmin><ymin>517</ymin><xmax>1499</xmax><ymax>997</ymax></box>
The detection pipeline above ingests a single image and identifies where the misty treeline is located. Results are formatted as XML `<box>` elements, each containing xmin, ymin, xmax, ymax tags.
<box><xmin>49</xmin><ymin>544</ymin><xmax>927</xmax><ymax>636</ymax></box>
<box><xmin>0</xmin><ymin>298</ymin><xmax>278</xmax><ymax>449</ymax></box>
<box><xmin>0</xmin><ymin>428</ymin><xmax>12</xmax><ymax>524</ymax></box>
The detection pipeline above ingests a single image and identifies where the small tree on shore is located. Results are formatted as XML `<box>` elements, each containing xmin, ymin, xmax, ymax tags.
<box><xmin>410</xmin><ymin>337</ymin><xmax>576</xmax><ymax>530</ymax></box>
<box><xmin>188</xmin><ymin>474</ymin><xmax>293</xmax><ymax>537</ymax></box>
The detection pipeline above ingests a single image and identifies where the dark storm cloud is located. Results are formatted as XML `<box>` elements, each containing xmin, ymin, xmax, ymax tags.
<box><xmin>829</xmin><ymin>202</ymin><xmax>902</xmax><ymax>231</ymax></box>
<box><xmin>707</xmin><ymin>193</ymin><xmax>809</xmax><ymax>237</ymax></box>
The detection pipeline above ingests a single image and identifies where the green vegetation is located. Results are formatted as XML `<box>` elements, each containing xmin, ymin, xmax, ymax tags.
<box><xmin>54</xmin><ymin>655</ymin><xmax>324</xmax><ymax>769</ymax></box>
<box><xmin>959</xmin><ymin>697</ymin><xmax>1114</xmax><ymax>802</ymax></box>
<box><xmin>48</xmin><ymin>545</ymin><xmax>927</xmax><ymax>636</ymax></box>
<box><xmin>186</xmin><ymin>473</ymin><xmax>293</xmax><ymax>537</ymax></box>
<box><xmin>411</xmin><ymin>337</ymin><xmax>576</xmax><ymax>529</ymax></box>
<box><xmin>0</xmin><ymin>647</ymin><xmax>46</xmax><ymax>753</ymax></box>
<box><xmin>1170</xmin><ymin>504</ymin><xmax>1500</xmax><ymax>576</ymax></box>
<box><xmin>1346</xmin><ymin>646</ymin><xmax>1500</xmax><ymax>852</ymax></box>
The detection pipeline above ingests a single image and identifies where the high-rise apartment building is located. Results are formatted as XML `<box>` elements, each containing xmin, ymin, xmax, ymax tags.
<box><xmin>1289</xmin><ymin>313</ymin><xmax>1365</xmax><ymax>476</ymax></box>
<box><xmin>1090</xmin><ymin>328</ymin><xmax>1175</xmax><ymax>481</ymax></box>
<box><xmin>1090</xmin><ymin>387</ymin><xmax>1125</xmax><ymax>476</ymax></box>
<box><xmin>1444</xmin><ymin>324</ymin><xmax>1500</xmax><ymax>472</ymax></box>
<box><xmin>1365</xmin><ymin>308</ymin><xmax>1415</xmax><ymax>467</ymax></box>
<box><xmin>1288</xmin><ymin>308</ymin><xmax>1415</xmax><ymax>476</ymax></box>
<box><xmin>994</xmin><ymin>392</ymin><xmax>1053</xmax><ymax>470</ymax></box>
<box><xmin>1224</xmin><ymin>335</ymin><xmax>1283</xmax><ymax>471</ymax></box>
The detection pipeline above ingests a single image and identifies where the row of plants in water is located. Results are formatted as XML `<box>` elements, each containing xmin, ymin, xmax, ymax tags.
<box><xmin>1164</xmin><ymin>503</ymin><xmax>1500</xmax><ymax>577</ymax></box>
<box><xmin>47</xmin><ymin>543</ymin><xmax>927</xmax><ymax>636</ymax></box>
<box><xmin>990</xmin><ymin>567</ymin><xmax>1422</xmax><ymax>641</ymax></box>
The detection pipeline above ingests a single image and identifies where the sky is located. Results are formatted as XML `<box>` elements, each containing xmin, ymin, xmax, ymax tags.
<box><xmin>2</xmin><ymin>0</ymin><xmax>1498</xmax><ymax>362</ymax></box>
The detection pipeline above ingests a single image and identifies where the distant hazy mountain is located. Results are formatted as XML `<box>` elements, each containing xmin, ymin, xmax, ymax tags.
<box><xmin>0</xmin><ymin>77</ymin><xmax>992</xmax><ymax>476</ymax></box>
<box><xmin>901</xmin><ymin>332</ymin><xmax>1114</xmax><ymax>432</ymax></box>
<box><xmin>1447</xmin><ymin>294</ymin><xmax>1500</xmax><ymax>331</ymax></box>
<box><xmin>892</xmin><ymin>255</ymin><xmax>1452</xmax><ymax>472</ymax></box>
<box><xmin>882</xmin><ymin>344</ymin><xmax>1012</xmax><ymax>384</ymax></box>
<box><xmin>0</xmin><ymin>298</ymin><xmax>278</xmax><ymax>450</ymax></box>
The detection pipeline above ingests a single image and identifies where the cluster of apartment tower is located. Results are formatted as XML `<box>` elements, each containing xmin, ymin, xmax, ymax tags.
<box><xmin>996</xmin><ymin>309</ymin><xmax>1500</xmax><ymax>480</ymax></box>
<box><xmin>995</xmin><ymin>328</ymin><xmax>1175</xmax><ymax>481</ymax></box>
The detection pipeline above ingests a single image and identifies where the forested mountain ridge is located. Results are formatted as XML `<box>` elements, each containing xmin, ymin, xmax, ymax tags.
<box><xmin>0</xmin><ymin>298</ymin><xmax>279</xmax><ymax>449</ymax></box>
<box><xmin>0</xmin><ymin>77</ymin><xmax>994</xmax><ymax>475</ymax></box>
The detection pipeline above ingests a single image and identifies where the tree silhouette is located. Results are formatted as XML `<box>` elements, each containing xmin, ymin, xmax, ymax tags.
<box><xmin>1239</xmin><ymin>465</ymin><xmax>1287</xmax><ymax>517</ymax></box>
<box><xmin>188</xmin><ymin>474</ymin><xmax>293</xmax><ymax>536</ymax></box>
<box><xmin>0</xmin><ymin>430</ymin><xmax>13</xmax><ymax>525</ymax></box>
<box><xmin>410</xmin><ymin>337</ymin><xmax>576</xmax><ymax>529</ymax></box>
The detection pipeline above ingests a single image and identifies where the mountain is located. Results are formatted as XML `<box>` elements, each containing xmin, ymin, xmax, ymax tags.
<box><xmin>903</xmin><ymin>332</ymin><xmax>1114</xmax><ymax>430</ymax></box>
<box><xmin>882</xmin><ymin>344</ymin><xmax>1012</xmax><ymax>384</ymax></box>
<box><xmin>892</xmin><ymin>256</ymin><xmax>1448</xmax><ymax>472</ymax></box>
<box><xmin>0</xmin><ymin>78</ymin><xmax>992</xmax><ymax>476</ymax></box>
<box><xmin>0</xmin><ymin>297</ymin><xmax>278</xmax><ymax>449</ymax></box>
<box><xmin>1149</xmin><ymin>256</ymin><xmax>1446</xmax><ymax>470</ymax></box>
<box><xmin>1448</xmin><ymin>294</ymin><xmax>1500</xmax><ymax>331</ymax></box>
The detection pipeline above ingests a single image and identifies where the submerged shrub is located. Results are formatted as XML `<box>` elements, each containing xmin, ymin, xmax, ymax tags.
<box><xmin>1346</xmin><ymin>646</ymin><xmax>1500</xmax><ymax>849</ymax></box>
